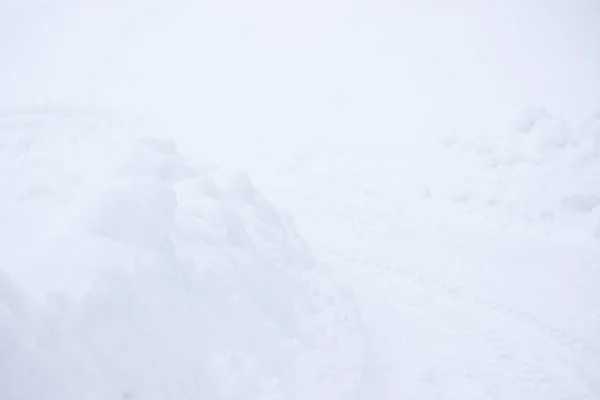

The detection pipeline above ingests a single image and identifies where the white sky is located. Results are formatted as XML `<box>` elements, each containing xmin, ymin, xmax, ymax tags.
<box><xmin>1</xmin><ymin>0</ymin><xmax>599</xmax><ymax>135</ymax></box>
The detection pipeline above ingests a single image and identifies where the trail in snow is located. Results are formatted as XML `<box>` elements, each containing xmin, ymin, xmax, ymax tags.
<box><xmin>172</xmin><ymin>115</ymin><xmax>600</xmax><ymax>399</ymax></box>
<box><xmin>257</xmin><ymin>145</ymin><xmax>600</xmax><ymax>400</ymax></box>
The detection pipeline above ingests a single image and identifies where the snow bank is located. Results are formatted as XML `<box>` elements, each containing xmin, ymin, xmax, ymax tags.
<box><xmin>488</xmin><ymin>108</ymin><xmax>600</xmax><ymax>239</ymax></box>
<box><xmin>0</xmin><ymin>111</ymin><xmax>363</xmax><ymax>400</ymax></box>
<box><xmin>383</xmin><ymin>107</ymin><xmax>600</xmax><ymax>241</ymax></box>
<box><xmin>587</xmin><ymin>110</ymin><xmax>600</xmax><ymax>157</ymax></box>
<box><xmin>273</xmin><ymin>107</ymin><xmax>600</xmax><ymax>241</ymax></box>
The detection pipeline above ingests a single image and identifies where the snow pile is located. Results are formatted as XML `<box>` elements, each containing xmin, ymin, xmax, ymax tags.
<box><xmin>390</xmin><ymin>107</ymin><xmax>600</xmax><ymax>240</ymax></box>
<box><xmin>483</xmin><ymin>108</ymin><xmax>600</xmax><ymax>239</ymax></box>
<box><xmin>264</xmin><ymin>107</ymin><xmax>600</xmax><ymax>241</ymax></box>
<box><xmin>510</xmin><ymin>107</ymin><xmax>569</xmax><ymax>157</ymax></box>
<box><xmin>0</xmin><ymin>111</ymin><xmax>363</xmax><ymax>400</ymax></box>
<box><xmin>586</xmin><ymin>110</ymin><xmax>600</xmax><ymax>157</ymax></box>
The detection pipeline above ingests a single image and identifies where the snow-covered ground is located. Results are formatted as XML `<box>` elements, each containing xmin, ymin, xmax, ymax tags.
<box><xmin>0</xmin><ymin>111</ymin><xmax>363</xmax><ymax>400</ymax></box>
<box><xmin>176</xmin><ymin>106</ymin><xmax>600</xmax><ymax>399</ymax></box>
<box><xmin>2</xmin><ymin>1</ymin><xmax>600</xmax><ymax>399</ymax></box>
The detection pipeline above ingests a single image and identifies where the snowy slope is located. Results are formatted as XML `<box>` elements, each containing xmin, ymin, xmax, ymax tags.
<box><xmin>0</xmin><ymin>111</ymin><xmax>363</xmax><ymax>400</ymax></box>
<box><xmin>2</xmin><ymin>1</ymin><xmax>600</xmax><ymax>400</ymax></box>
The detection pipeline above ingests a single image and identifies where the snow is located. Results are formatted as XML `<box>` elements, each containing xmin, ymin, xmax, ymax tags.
<box><xmin>2</xmin><ymin>1</ymin><xmax>600</xmax><ymax>399</ymax></box>
<box><xmin>0</xmin><ymin>113</ymin><xmax>362</xmax><ymax>400</ymax></box>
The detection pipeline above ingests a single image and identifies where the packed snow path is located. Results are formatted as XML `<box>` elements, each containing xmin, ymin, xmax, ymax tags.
<box><xmin>272</xmin><ymin>180</ymin><xmax>600</xmax><ymax>399</ymax></box>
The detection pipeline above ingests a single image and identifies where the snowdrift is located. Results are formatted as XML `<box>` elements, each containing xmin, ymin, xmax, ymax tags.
<box><xmin>473</xmin><ymin>108</ymin><xmax>600</xmax><ymax>239</ymax></box>
<box><xmin>0</xmin><ymin>110</ymin><xmax>363</xmax><ymax>400</ymax></box>
<box><xmin>437</xmin><ymin>108</ymin><xmax>600</xmax><ymax>240</ymax></box>
<box><xmin>265</xmin><ymin>108</ymin><xmax>600</xmax><ymax>241</ymax></box>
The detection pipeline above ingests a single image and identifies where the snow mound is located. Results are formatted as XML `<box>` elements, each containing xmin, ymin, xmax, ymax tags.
<box><xmin>421</xmin><ymin>108</ymin><xmax>600</xmax><ymax>240</ymax></box>
<box><xmin>301</xmin><ymin>107</ymin><xmax>600</xmax><ymax>241</ymax></box>
<box><xmin>585</xmin><ymin>110</ymin><xmax>600</xmax><ymax>157</ymax></box>
<box><xmin>0</xmin><ymin>111</ymin><xmax>363</xmax><ymax>400</ymax></box>
<box><xmin>511</xmin><ymin>107</ymin><xmax>569</xmax><ymax>155</ymax></box>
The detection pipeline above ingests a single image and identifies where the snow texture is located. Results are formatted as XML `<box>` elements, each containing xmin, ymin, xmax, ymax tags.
<box><xmin>2</xmin><ymin>2</ymin><xmax>600</xmax><ymax>399</ymax></box>
<box><xmin>0</xmin><ymin>113</ymin><xmax>363</xmax><ymax>400</ymax></box>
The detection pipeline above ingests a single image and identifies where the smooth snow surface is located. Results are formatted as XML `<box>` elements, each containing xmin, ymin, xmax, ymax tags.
<box><xmin>2</xmin><ymin>2</ymin><xmax>600</xmax><ymax>400</ymax></box>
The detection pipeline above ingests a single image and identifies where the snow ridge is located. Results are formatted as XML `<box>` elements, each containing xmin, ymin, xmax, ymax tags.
<box><xmin>0</xmin><ymin>114</ymin><xmax>363</xmax><ymax>400</ymax></box>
